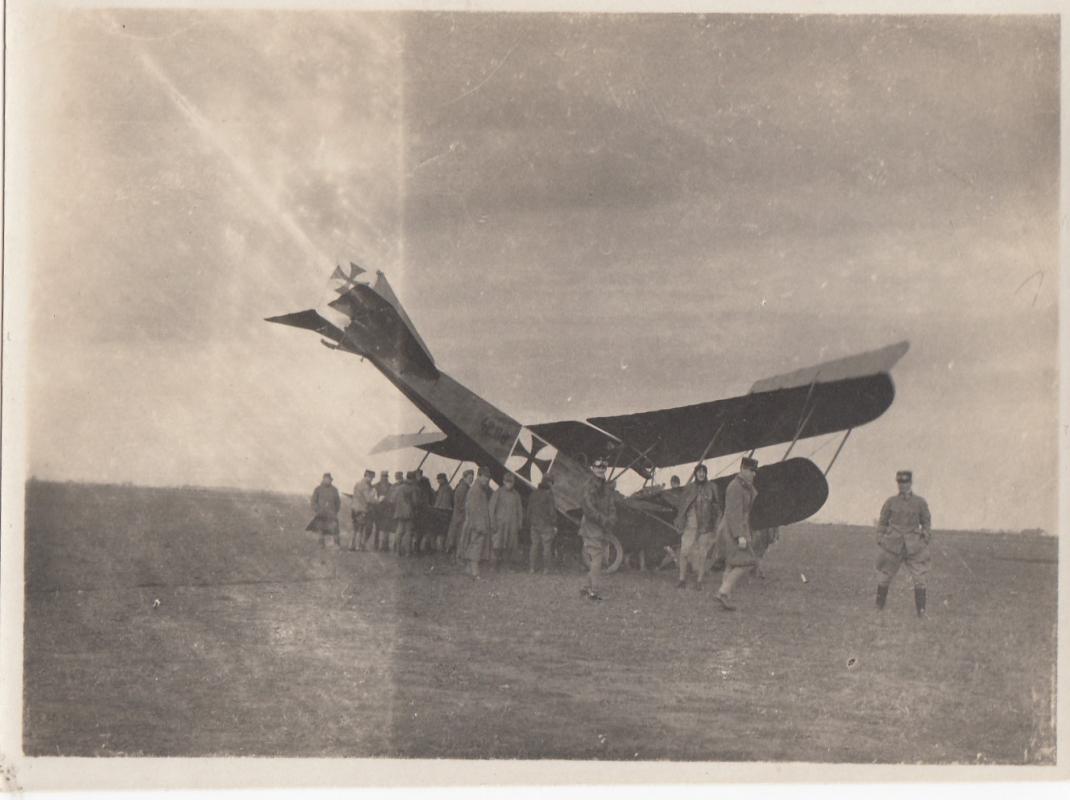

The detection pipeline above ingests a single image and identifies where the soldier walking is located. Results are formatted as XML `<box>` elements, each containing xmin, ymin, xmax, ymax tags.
<box><xmin>875</xmin><ymin>470</ymin><xmax>933</xmax><ymax>618</ymax></box>
<box><xmin>714</xmin><ymin>457</ymin><xmax>760</xmax><ymax>610</ymax></box>
<box><xmin>674</xmin><ymin>463</ymin><xmax>721</xmax><ymax>590</ymax></box>
<box><xmin>579</xmin><ymin>456</ymin><xmax>616</xmax><ymax>601</ymax></box>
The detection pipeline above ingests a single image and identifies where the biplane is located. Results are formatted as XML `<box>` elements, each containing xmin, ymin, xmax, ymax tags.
<box><xmin>268</xmin><ymin>265</ymin><xmax>908</xmax><ymax>572</ymax></box>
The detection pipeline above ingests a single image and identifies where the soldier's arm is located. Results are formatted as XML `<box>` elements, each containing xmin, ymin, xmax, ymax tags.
<box><xmin>877</xmin><ymin>499</ymin><xmax>892</xmax><ymax>537</ymax></box>
<box><xmin>580</xmin><ymin>486</ymin><xmax>606</xmax><ymax>527</ymax></box>
<box><xmin>919</xmin><ymin>499</ymin><xmax>932</xmax><ymax>540</ymax></box>
<box><xmin>725</xmin><ymin>484</ymin><xmax>745</xmax><ymax>541</ymax></box>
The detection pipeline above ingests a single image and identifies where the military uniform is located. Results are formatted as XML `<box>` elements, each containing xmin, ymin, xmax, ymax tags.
<box><xmin>715</xmin><ymin>458</ymin><xmax>760</xmax><ymax>609</ymax></box>
<box><xmin>674</xmin><ymin>478</ymin><xmax>721</xmax><ymax>588</ymax></box>
<box><xmin>876</xmin><ymin>470</ymin><xmax>932</xmax><ymax>616</ymax></box>
<box><xmin>463</xmin><ymin>473</ymin><xmax>494</xmax><ymax>576</ymax></box>
<box><xmin>350</xmin><ymin>473</ymin><xmax>378</xmax><ymax>550</ymax></box>
<box><xmin>446</xmin><ymin>477</ymin><xmax>470</xmax><ymax>556</ymax></box>
<box><xmin>579</xmin><ymin>464</ymin><xmax>617</xmax><ymax>597</ymax></box>
<box><xmin>490</xmin><ymin>483</ymin><xmax>524</xmax><ymax>564</ymax></box>
<box><xmin>527</xmin><ymin>482</ymin><xmax>557</xmax><ymax>573</ymax></box>
<box><xmin>307</xmin><ymin>477</ymin><xmax>341</xmax><ymax>547</ymax></box>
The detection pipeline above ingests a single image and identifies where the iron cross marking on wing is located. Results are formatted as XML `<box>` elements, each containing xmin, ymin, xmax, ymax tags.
<box><xmin>506</xmin><ymin>428</ymin><xmax>558</xmax><ymax>486</ymax></box>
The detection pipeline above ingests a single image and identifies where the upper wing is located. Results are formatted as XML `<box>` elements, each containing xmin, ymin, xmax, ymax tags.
<box><xmin>555</xmin><ymin>341</ymin><xmax>908</xmax><ymax>469</ymax></box>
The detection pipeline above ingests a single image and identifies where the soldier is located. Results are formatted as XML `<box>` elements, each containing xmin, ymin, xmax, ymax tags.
<box><xmin>387</xmin><ymin>471</ymin><xmax>406</xmax><ymax>554</ymax></box>
<box><xmin>350</xmin><ymin>469</ymin><xmax>378</xmax><ymax>551</ymax></box>
<box><xmin>394</xmin><ymin>472</ymin><xmax>417</xmax><ymax>557</ymax></box>
<box><xmin>463</xmin><ymin>467</ymin><xmax>494</xmax><ymax>578</ymax></box>
<box><xmin>307</xmin><ymin>472</ymin><xmax>341</xmax><ymax>548</ymax></box>
<box><xmin>674</xmin><ymin>463</ymin><xmax>722</xmax><ymax>590</ymax></box>
<box><xmin>447</xmin><ymin>469</ymin><xmax>473</xmax><ymax>560</ymax></box>
<box><xmin>432</xmin><ymin>473</ymin><xmax>454</xmax><ymax>552</ymax></box>
<box><xmin>714</xmin><ymin>456</ymin><xmax>760</xmax><ymax>610</ymax></box>
<box><xmin>412</xmin><ymin>468</ymin><xmax>435</xmax><ymax>554</ymax></box>
<box><xmin>670</xmin><ymin>475</ymin><xmax>681</xmax><ymax>489</ymax></box>
<box><xmin>489</xmin><ymin>472</ymin><xmax>524</xmax><ymax>569</ymax></box>
<box><xmin>579</xmin><ymin>456</ymin><xmax>617</xmax><ymax>601</ymax></box>
<box><xmin>527</xmin><ymin>475</ymin><xmax>557</xmax><ymax>574</ymax></box>
<box><xmin>875</xmin><ymin>470</ymin><xmax>933</xmax><ymax>618</ymax></box>
<box><xmin>372</xmin><ymin>470</ymin><xmax>392</xmax><ymax>550</ymax></box>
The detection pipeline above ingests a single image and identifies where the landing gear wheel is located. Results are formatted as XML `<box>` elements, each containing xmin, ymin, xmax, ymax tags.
<box><xmin>582</xmin><ymin>532</ymin><xmax>624</xmax><ymax>574</ymax></box>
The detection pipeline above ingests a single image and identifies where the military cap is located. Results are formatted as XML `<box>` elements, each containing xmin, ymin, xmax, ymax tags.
<box><xmin>323</xmin><ymin>472</ymin><xmax>333</xmax><ymax>480</ymax></box>
<box><xmin>394</xmin><ymin>471</ymin><xmax>404</xmax><ymax>479</ymax></box>
<box><xmin>380</xmin><ymin>470</ymin><xmax>389</xmax><ymax>476</ymax></box>
<box><xmin>436</xmin><ymin>473</ymin><xmax>448</xmax><ymax>481</ymax></box>
<box><xmin>896</xmin><ymin>470</ymin><xmax>913</xmax><ymax>482</ymax></box>
<box><xmin>477</xmin><ymin>465</ymin><xmax>492</xmax><ymax>477</ymax></box>
<box><xmin>740</xmin><ymin>457</ymin><xmax>759</xmax><ymax>471</ymax></box>
<box><xmin>693</xmin><ymin>463</ymin><xmax>708</xmax><ymax>474</ymax></box>
<box><xmin>462</xmin><ymin>469</ymin><xmax>475</xmax><ymax>477</ymax></box>
<box><xmin>363</xmin><ymin>469</ymin><xmax>375</xmax><ymax>478</ymax></box>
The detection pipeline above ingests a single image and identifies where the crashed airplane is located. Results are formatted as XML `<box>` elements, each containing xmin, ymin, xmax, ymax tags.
<box><xmin>268</xmin><ymin>264</ymin><xmax>908</xmax><ymax>572</ymax></box>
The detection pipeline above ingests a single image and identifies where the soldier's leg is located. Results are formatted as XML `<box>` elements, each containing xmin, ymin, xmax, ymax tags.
<box><xmin>875</xmin><ymin>549</ymin><xmax>901</xmax><ymax>610</ymax></box>
<box><xmin>678</xmin><ymin>526</ymin><xmax>697</xmax><ymax>587</ymax></box>
<box><xmin>529</xmin><ymin>534</ymin><xmax>540</xmax><ymax>573</ymax></box>
<box><xmin>717</xmin><ymin>566</ymin><xmax>749</xmax><ymax>609</ymax></box>
<box><xmin>588</xmin><ymin>543</ymin><xmax>603</xmax><ymax>595</ymax></box>
<box><xmin>904</xmin><ymin>548</ymin><xmax>931</xmax><ymax>617</ymax></box>
<box><xmin>542</xmin><ymin>532</ymin><xmax>556</xmax><ymax>574</ymax></box>
<box><xmin>695</xmin><ymin>534</ymin><xmax>714</xmax><ymax>588</ymax></box>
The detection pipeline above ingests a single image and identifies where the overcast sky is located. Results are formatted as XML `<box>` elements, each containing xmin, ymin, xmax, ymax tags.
<box><xmin>20</xmin><ymin>9</ymin><xmax>1058</xmax><ymax>530</ymax></box>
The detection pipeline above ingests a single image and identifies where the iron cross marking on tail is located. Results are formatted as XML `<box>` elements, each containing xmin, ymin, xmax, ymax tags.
<box><xmin>506</xmin><ymin>428</ymin><xmax>558</xmax><ymax>486</ymax></box>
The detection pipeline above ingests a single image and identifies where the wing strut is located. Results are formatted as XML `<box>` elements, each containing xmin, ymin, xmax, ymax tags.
<box><xmin>823</xmin><ymin>428</ymin><xmax>853</xmax><ymax>477</ymax></box>
<box><xmin>449</xmin><ymin>462</ymin><xmax>463</xmax><ymax>482</ymax></box>
<box><xmin>688</xmin><ymin>422</ymin><xmax>726</xmax><ymax>484</ymax></box>
<box><xmin>608</xmin><ymin>441</ymin><xmax>660</xmax><ymax>483</ymax></box>
<box><xmin>782</xmin><ymin>404</ymin><xmax>817</xmax><ymax>461</ymax></box>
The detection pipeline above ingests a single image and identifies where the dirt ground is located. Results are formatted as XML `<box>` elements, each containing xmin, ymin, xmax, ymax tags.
<box><xmin>22</xmin><ymin>481</ymin><xmax>1057</xmax><ymax>763</ymax></box>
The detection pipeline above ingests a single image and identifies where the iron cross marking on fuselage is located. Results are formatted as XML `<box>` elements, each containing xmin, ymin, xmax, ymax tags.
<box><xmin>506</xmin><ymin>428</ymin><xmax>558</xmax><ymax>487</ymax></box>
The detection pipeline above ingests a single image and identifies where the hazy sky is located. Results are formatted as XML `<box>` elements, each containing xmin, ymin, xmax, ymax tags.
<box><xmin>20</xmin><ymin>9</ymin><xmax>1058</xmax><ymax>530</ymax></box>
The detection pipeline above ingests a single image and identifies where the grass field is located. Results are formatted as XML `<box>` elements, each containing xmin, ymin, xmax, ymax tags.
<box><xmin>22</xmin><ymin>480</ymin><xmax>1057</xmax><ymax>763</ymax></box>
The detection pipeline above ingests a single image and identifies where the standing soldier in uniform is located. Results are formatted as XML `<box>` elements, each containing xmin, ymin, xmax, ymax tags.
<box><xmin>447</xmin><ymin>469</ymin><xmax>473</xmax><ymax>560</ymax></box>
<box><xmin>412</xmin><ymin>469</ymin><xmax>434</xmax><ymax>554</ymax></box>
<box><xmin>674</xmin><ymin>463</ymin><xmax>722</xmax><ymax>591</ymax></box>
<box><xmin>394</xmin><ymin>472</ymin><xmax>417</xmax><ymax>557</ymax></box>
<box><xmin>432</xmin><ymin>473</ymin><xmax>454</xmax><ymax>552</ymax></box>
<box><xmin>875</xmin><ymin>470</ymin><xmax>933</xmax><ymax>618</ymax></box>
<box><xmin>489</xmin><ymin>472</ymin><xmax>524</xmax><ymax>570</ymax></box>
<box><xmin>350</xmin><ymin>469</ymin><xmax>378</xmax><ymax>551</ymax></box>
<box><xmin>372</xmin><ymin>470</ymin><xmax>392</xmax><ymax>551</ymax></box>
<box><xmin>463</xmin><ymin>467</ymin><xmax>494</xmax><ymax>578</ymax></box>
<box><xmin>714</xmin><ymin>456</ymin><xmax>760</xmax><ymax>610</ymax></box>
<box><xmin>579</xmin><ymin>456</ymin><xmax>617</xmax><ymax>601</ymax></box>
<box><xmin>307</xmin><ymin>473</ymin><xmax>341</xmax><ymax>548</ymax></box>
<box><xmin>527</xmin><ymin>475</ymin><xmax>557</xmax><ymax>575</ymax></box>
<box><xmin>387</xmin><ymin>471</ymin><xmax>405</xmax><ymax>553</ymax></box>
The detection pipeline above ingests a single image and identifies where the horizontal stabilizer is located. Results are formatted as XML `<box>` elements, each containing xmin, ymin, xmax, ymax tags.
<box><xmin>265</xmin><ymin>309</ymin><xmax>345</xmax><ymax>342</ymax></box>
<box><xmin>370</xmin><ymin>431</ymin><xmax>449</xmax><ymax>455</ymax></box>
<box><xmin>750</xmin><ymin>341</ymin><xmax>909</xmax><ymax>393</ymax></box>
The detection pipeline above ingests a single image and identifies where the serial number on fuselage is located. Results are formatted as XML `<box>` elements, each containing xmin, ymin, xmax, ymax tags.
<box><xmin>479</xmin><ymin>416</ymin><xmax>517</xmax><ymax>448</ymax></box>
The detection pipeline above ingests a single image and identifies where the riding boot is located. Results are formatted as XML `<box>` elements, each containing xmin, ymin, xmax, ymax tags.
<box><xmin>914</xmin><ymin>586</ymin><xmax>927</xmax><ymax>618</ymax></box>
<box><xmin>876</xmin><ymin>584</ymin><xmax>889</xmax><ymax>610</ymax></box>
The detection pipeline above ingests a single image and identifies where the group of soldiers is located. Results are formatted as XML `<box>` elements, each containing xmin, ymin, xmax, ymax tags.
<box><xmin>307</xmin><ymin>466</ymin><xmax>557</xmax><ymax>576</ymax></box>
<box><xmin>307</xmin><ymin>455</ymin><xmax>933</xmax><ymax>617</ymax></box>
